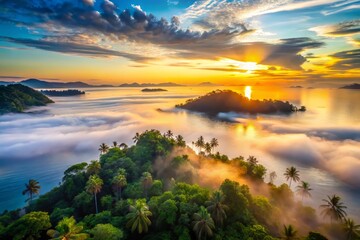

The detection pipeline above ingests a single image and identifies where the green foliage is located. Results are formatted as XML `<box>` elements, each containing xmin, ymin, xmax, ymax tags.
<box><xmin>306</xmin><ymin>232</ymin><xmax>328</xmax><ymax>240</ymax></box>
<box><xmin>47</xmin><ymin>216</ymin><xmax>88</xmax><ymax>240</ymax></box>
<box><xmin>126</xmin><ymin>199</ymin><xmax>152</xmax><ymax>234</ymax></box>
<box><xmin>90</xmin><ymin>223</ymin><xmax>123</xmax><ymax>240</ymax></box>
<box><xmin>2</xmin><ymin>211</ymin><xmax>51</xmax><ymax>240</ymax></box>
<box><xmin>50</xmin><ymin>207</ymin><xmax>74</xmax><ymax>225</ymax></box>
<box><xmin>0</xmin><ymin>84</ymin><xmax>53</xmax><ymax>114</ymax></box>
<box><xmin>158</xmin><ymin>199</ymin><xmax>178</xmax><ymax>225</ymax></box>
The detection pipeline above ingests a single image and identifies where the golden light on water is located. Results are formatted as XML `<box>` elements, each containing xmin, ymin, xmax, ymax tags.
<box><xmin>245</xmin><ymin>86</ymin><xmax>252</xmax><ymax>99</ymax></box>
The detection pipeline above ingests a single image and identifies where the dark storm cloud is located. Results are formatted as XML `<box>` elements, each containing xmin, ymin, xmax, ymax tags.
<box><xmin>0</xmin><ymin>0</ymin><xmax>324</xmax><ymax>68</ymax></box>
<box><xmin>0</xmin><ymin>36</ymin><xmax>154</xmax><ymax>61</ymax></box>
<box><xmin>330</xmin><ymin>49</ymin><xmax>360</xmax><ymax>70</ymax></box>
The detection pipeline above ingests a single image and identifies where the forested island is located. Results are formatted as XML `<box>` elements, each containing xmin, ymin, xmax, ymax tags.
<box><xmin>141</xmin><ymin>88</ymin><xmax>168</xmax><ymax>92</ymax></box>
<box><xmin>339</xmin><ymin>83</ymin><xmax>360</xmax><ymax>89</ymax></box>
<box><xmin>0</xmin><ymin>84</ymin><xmax>54</xmax><ymax>114</ymax></box>
<box><xmin>0</xmin><ymin>130</ymin><xmax>357</xmax><ymax>240</ymax></box>
<box><xmin>176</xmin><ymin>90</ymin><xmax>306</xmax><ymax>115</ymax></box>
<box><xmin>41</xmin><ymin>89</ymin><xmax>85</xmax><ymax>96</ymax></box>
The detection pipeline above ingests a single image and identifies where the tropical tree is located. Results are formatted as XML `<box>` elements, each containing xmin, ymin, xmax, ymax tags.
<box><xmin>98</xmin><ymin>143</ymin><xmax>109</xmax><ymax>155</ymax></box>
<box><xmin>47</xmin><ymin>216</ymin><xmax>89</xmax><ymax>240</ymax></box>
<box><xmin>194</xmin><ymin>136</ymin><xmax>205</xmax><ymax>153</ymax></box>
<box><xmin>343</xmin><ymin>218</ymin><xmax>360</xmax><ymax>240</ymax></box>
<box><xmin>296</xmin><ymin>181</ymin><xmax>312</xmax><ymax>200</ymax></box>
<box><xmin>206</xmin><ymin>191</ymin><xmax>229</xmax><ymax>227</ymax></box>
<box><xmin>133</xmin><ymin>132</ymin><xmax>140</xmax><ymax>143</ymax></box>
<box><xmin>320</xmin><ymin>194</ymin><xmax>347</xmax><ymax>222</ymax></box>
<box><xmin>126</xmin><ymin>199</ymin><xmax>152</xmax><ymax>234</ymax></box>
<box><xmin>141</xmin><ymin>172</ymin><xmax>153</xmax><ymax>199</ymax></box>
<box><xmin>210</xmin><ymin>138</ymin><xmax>218</xmax><ymax>153</ymax></box>
<box><xmin>284</xmin><ymin>166</ymin><xmax>300</xmax><ymax>187</ymax></box>
<box><xmin>283</xmin><ymin>224</ymin><xmax>297</xmax><ymax>240</ymax></box>
<box><xmin>86</xmin><ymin>175</ymin><xmax>103</xmax><ymax>214</ymax></box>
<box><xmin>90</xmin><ymin>223</ymin><xmax>123</xmax><ymax>240</ymax></box>
<box><xmin>192</xmin><ymin>206</ymin><xmax>215</xmax><ymax>240</ymax></box>
<box><xmin>175</xmin><ymin>135</ymin><xmax>186</xmax><ymax>147</ymax></box>
<box><xmin>112</xmin><ymin>141</ymin><xmax>118</xmax><ymax>148</ymax></box>
<box><xmin>269</xmin><ymin>171</ymin><xmax>277</xmax><ymax>184</ymax></box>
<box><xmin>204</xmin><ymin>142</ymin><xmax>212</xmax><ymax>155</ymax></box>
<box><xmin>112</xmin><ymin>174</ymin><xmax>127</xmax><ymax>200</ymax></box>
<box><xmin>86</xmin><ymin>160</ymin><xmax>101</xmax><ymax>175</ymax></box>
<box><xmin>165</xmin><ymin>130</ymin><xmax>173</xmax><ymax>138</ymax></box>
<box><xmin>22</xmin><ymin>179</ymin><xmax>40</xmax><ymax>204</ymax></box>
<box><xmin>119</xmin><ymin>143</ymin><xmax>128</xmax><ymax>150</ymax></box>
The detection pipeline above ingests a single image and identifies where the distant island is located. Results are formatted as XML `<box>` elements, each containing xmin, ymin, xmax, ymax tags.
<box><xmin>141</xmin><ymin>88</ymin><xmax>168</xmax><ymax>92</ymax></box>
<box><xmin>339</xmin><ymin>83</ymin><xmax>360</xmax><ymax>89</ymax></box>
<box><xmin>289</xmin><ymin>85</ymin><xmax>303</xmax><ymax>88</ymax></box>
<box><xmin>176</xmin><ymin>90</ymin><xmax>306</xmax><ymax>115</ymax></box>
<box><xmin>0</xmin><ymin>84</ymin><xmax>53</xmax><ymax>114</ymax></box>
<box><xmin>119</xmin><ymin>82</ymin><xmax>182</xmax><ymax>87</ymax></box>
<box><xmin>197</xmin><ymin>82</ymin><xmax>219</xmax><ymax>86</ymax></box>
<box><xmin>0</xmin><ymin>79</ymin><xmax>112</xmax><ymax>88</ymax></box>
<box><xmin>41</xmin><ymin>89</ymin><xmax>85</xmax><ymax>96</ymax></box>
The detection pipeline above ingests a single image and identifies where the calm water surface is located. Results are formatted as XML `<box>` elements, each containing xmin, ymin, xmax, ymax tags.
<box><xmin>0</xmin><ymin>86</ymin><xmax>359</xmax><ymax>220</ymax></box>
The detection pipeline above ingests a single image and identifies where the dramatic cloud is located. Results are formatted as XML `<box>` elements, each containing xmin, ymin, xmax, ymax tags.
<box><xmin>0</xmin><ymin>0</ymin><xmax>324</xmax><ymax>69</ymax></box>
<box><xmin>310</xmin><ymin>20</ymin><xmax>360</xmax><ymax>37</ymax></box>
<box><xmin>0</xmin><ymin>36</ymin><xmax>154</xmax><ymax>61</ymax></box>
<box><xmin>330</xmin><ymin>49</ymin><xmax>360</xmax><ymax>70</ymax></box>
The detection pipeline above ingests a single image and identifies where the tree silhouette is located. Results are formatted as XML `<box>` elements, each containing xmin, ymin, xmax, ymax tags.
<box><xmin>343</xmin><ymin>218</ymin><xmax>360</xmax><ymax>240</ymax></box>
<box><xmin>192</xmin><ymin>206</ymin><xmax>215</xmax><ymax>240</ymax></box>
<box><xmin>98</xmin><ymin>143</ymin><xmax>109</xmax><ymax>155</ymax></box>
<box><xmin>165</xmin><ymin>130</ymin><xmax>173</xmax><ymax>138</ymax></box>
<box><xmin>320</xmin><ymin>194</ymin><xmax>347</xmax><ymax>222</ymax></box>
<box><xmin>86</xmin><ymin>175</ymin><xmax>103</xmax><ymax>214</ymax></box>
<box><xmin>284</xmin><ymin>166</ymin><xmax>300</xmax><ymax>187</ymax></box>
<box><xmin>269</xmin><ymin>171</ymin><xmax>277</xmax><ymax>184</ymax></box>
<box><xmin>126</xmin><ymin>199</ymin><xmax>152</xmax><ymax>234</ymax></box>
<box><xmin>210</xmin><ymin>138</ymin><xmax>218</xmax><ymax>153</ymax></box>
<box><xmin>175</xmin><ymin>135</ymin><xmax>186</xmax><ymax>147</ymax></box>
<box><xmin>22</xmin><ymin>179</ymin><xmax>40</xmax><ymax>205</ymax></box>
<box><xmin>133</xmin><ymin>132</ymin><xmax>140</xmax><ymax>143</ymax></box>
<box><xmin>194</xmin><ymin>136</ymin><xmax>205</xmax><ymax>153</ymax></box>
<box><xmin>283</xmin><ymin>224</ymin><xmax>297</xmax><ymax>240</ymax></box>
<box><xmin>296</xmin><ymin>181</ymin><xmax>312</xmax><ymax>200</ymax></box>
<box><xmin>204</xmin><ymin>142</ymin><xmax>212</xmax><ymax>155</ymax></box>
<box><xmin>112</xmin><ymin>141</ymin><xmax>118</xmax><ymax>148</ymax></box>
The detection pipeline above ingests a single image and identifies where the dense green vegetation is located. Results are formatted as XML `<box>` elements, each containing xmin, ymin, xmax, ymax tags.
<box><xmin>0</xmin><ymin>130</ymin><xmax>358</xmax><ymax>240</ymax></box>
<box><xmin>40</xmin><ymin>89</ymin><xmax>85</xmax><ymax>96</ymax></box>
<box><xmin>176</xmin><ymin>90</ymin><xmax>306</xmax><ymax>115</ymax></box>
<box><xmin>0</xmin><ymin>84</ymin><xmax>54</xmax><ymax>114</ymax></box>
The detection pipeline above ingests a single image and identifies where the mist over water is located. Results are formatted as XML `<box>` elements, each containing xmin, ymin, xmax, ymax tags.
<box><xmin>0</xmin><ymin>86</ymin><xmax>359</xmax><ymax>221</ymax></box>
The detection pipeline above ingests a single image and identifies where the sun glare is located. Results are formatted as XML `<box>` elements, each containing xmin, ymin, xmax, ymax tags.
<box><xmin>245</xmin><ymin>86</ymin><xmax>252</xmax><ymax>99</ymax></box>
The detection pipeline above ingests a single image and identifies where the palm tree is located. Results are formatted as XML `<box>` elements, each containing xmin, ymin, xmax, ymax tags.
<box><xmin>47</xmin><ymin>216</ymin><xmax>89</xmax><ymax>240</ymax></box>
<box><xmin>343</xmin><ymin>218</ymin><xmax>360</xmax><ymax>240</ymax></box>
<box><xmin>126</xmin><ymin>200</ymin><xmax>152</xmax><ymax>234</ymax></box>
<box><xmin>112</xmin><ymin>174</ymin><xmax>127</xmax><ymax>200</ymax></box>
<box><xmin>247</xmin><ymin>155</ymin><xmax>258</xmax><ymax>166</ymax></box>
<box><xmin>86</xmin><ymin>160</ymin><xmax>101</xmax><ymax>175</ymax></box>
<box><xmin>320</xmin><ymin>195</ymin><xmax>347</xmax><ymax>222</ymax></box>
<box><xmin>193</xmin><ymin>206</ymin><xmax>215</xmax><ymax>240</ymax></box>
<box><xmin>165</xmin><ymin>130</ymin><xmax>173</xmax><ymax>138</ymax></box>
<box><xmin>206</xmin><ymin>191</ymin><xmax>228</xmax><ymax>227</ymax></box>
<box><xmin>175</xmin><ymin>135</ymin><xmax>186</xmax><ymax>147</ymax></box>
<box><xmin>86</xmin><ymin>175</ymin><xmax>103</xmax><ymax>214</ymax></box>
<box><xmin>269</xmin><ymin>171</ymin><xmax>277</xmax><ymax>184</ymax></box>
<box><xmin>284</xmin><ymin>166</ymin><xmax>300</xmax><ymax>187</ymax></box>
<box><xmin>210</xmin><ymin>138</ymin><xmax>218</xmax><ymax>153</ymax></box>
<box><xmin>22</xmin><ymin>179</ymin><xmax>40</xmax><ymax>204</ymax></box>
<box><xmin>133</xmin><ymin>132</ymin><xmax>140</xmax><ymax>143</ymax></box>
<box><xmin>204</xmin><ymin>142</ymin><xmax>212</xmax><ymax>155</ymax></box>
<box><xmin>119</xmin><ymin>143</ymin><xmax>128</xmax><ymax>150</ymax></box>
<box><xmin>296</xmin><ymin>181</ymin><xmax>312</xmax><ymax>200</ymax></box>
<box><xmin>141</xmin><ymin>172</ymin><xmax>153</xmax><ymax>199</ymax></box>
<box><xmin>283</xmin><ymin>224</ymin><xmax>297</xmax><ymax>240</ymax></box>
<box><xmin>98</xmin><ymin>143</ymin><xmax>109</xmax><ymax>155</ymax></box>
<box><xmin>112</xmin><ymin>141</ymin><xmax>118</xmax><ymax>148</ymax></box>
<box><xmin>194</xmin><ymin>136</ymin><xmax>205</xmax><ymax>153</ymax></box>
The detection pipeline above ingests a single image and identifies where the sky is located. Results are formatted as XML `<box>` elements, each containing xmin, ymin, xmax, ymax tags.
<box><xmin>0</xmin><ymin>0</ymin><xmax>359</xmax><ymax>85</ymax></box>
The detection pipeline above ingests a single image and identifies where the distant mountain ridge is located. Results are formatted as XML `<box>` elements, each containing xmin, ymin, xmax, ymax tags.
<box><xmin>0</xmin><ymin>79</ymin><xmax>184</xmax><ymax>88</ymax></box>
